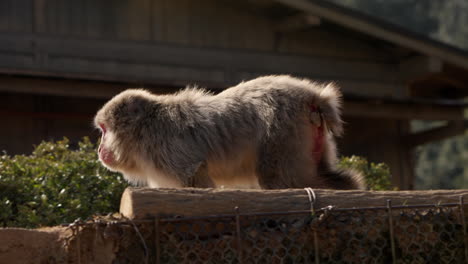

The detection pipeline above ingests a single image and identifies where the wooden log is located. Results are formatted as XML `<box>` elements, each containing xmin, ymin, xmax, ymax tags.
<box><xmin>119</xmin><ymin>187</ymin><xmax>468</xmax><ymax>219</ymax></box>
<box><xmin>345</xmin><ymin>101</ymin><xmax>465</xmax><ymax>121</ymax></box>
<box><xmin>403</xmin><ymin>120</ymin><xmax>468</xmax><ymax>147</ymax></box>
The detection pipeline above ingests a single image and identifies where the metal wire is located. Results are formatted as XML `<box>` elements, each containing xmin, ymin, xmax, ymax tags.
<box><xmin>154</xmin><ymin>216</ymin><xmax>161</xmax><ymax>264</ymax></box>
<box><xmin>459</xmin><ymin>196</ymin><xmax>468</xmax><ymax>264</ymax></box>
<box><xmin>235</xmin><ymin>207</ymin><xmax>243</xmax><ymax>264</ymax></box>
<box><xmin>129</xmin><ymin>219</ymin><xmax>149</xmax><ymax>264</ymax></box>
<box><xmin>387</xmin><ymin>200</ymin><xmax>397</xmax><ymax>264</ymax></box>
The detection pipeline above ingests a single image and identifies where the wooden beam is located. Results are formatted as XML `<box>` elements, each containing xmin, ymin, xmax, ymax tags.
<box><xmin>403</xmin><ymin>120</ymin><xmax>468</xmax><ymax>147</ymax></box>
<box><xmin>344</xmin><ymin>101</ymin><xmax>466</xmax><ymax>120</ymax></box>
<box><xmin>0</xmin><ymin>110</ymin><xmax>94</xmax><ymax>120</ymax></box>
<box><xmin>275</xmin><ymin>14</ymin><xmax>321</xmax><ymax>32</ymax></box>
<box><xmin>422</xmin><ymin>74</ymin><xmax>468</xmax><ymax>91</ymax></box>
<box><xmin>120</xmin><ymin>187</ymin><xmax>468</xmax><ymax>219</ymax></box>
<box><xmin>0</xmin><ymin>75</ymin><xmax>127</xmax><ymax>99</ymax></box>
<box><xmin>0</xmin><ymin>34</ymin><xmax>399</xmax><ymax>88</ymax></box>
<box><xmin>245</xmin><ymin>0</ymin><xmax>274</xmax><ymax>7</ymax></box>
<box><xmin>0</xmin><ymin>73</ymin><xmax>404</xmax><ymax>100</ymax></box>
<box><xmin>40</xmin><ymin>37</ymin><xmax>397</xmax><ymax>82</ymax></box>
<box><xmin>399</xmin><ymin>56</ymin><xmax>443</xmax><ymax>80</ymax></box>
<box><xmin>0</xmin><ymin>75</ymin><xmax>178</xmax><ymax>99</ymax></box>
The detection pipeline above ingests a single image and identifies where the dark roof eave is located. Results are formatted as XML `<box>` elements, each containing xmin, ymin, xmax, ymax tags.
<box><xmin>274</xmin><ymin>0</ymin><xmax>468</xmax><ymax>70</ymax></box>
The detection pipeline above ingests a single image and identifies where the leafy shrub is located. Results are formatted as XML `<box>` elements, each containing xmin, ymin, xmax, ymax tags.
<box><xmin>0</xmin><ymin>138</ymin><xmax>393</xmax><ymax>228</ymax></box>
<box><xmin>0</xmin><ymin>137</ymin><xmax>127</xmax><ymax>228</ymax></box>
<box><xmin>338</xmin><ymin>155</ymin><xmax>394</xmax><ymax>191</ymax></box>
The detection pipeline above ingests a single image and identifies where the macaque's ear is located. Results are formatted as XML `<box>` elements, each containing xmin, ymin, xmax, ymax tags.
<box><xmin>127</xmin><ymin>98</ymin><xmax>143</xmax><ymax>114</ymax></box>
<box><xmin>123</xmin><ymin>96</ymin><xmax>150</xmax><ymax>122</ymax></box>
<box><xmin>318</xmin><ymin>83</ymin><xmax>343</xmax><ymax>136</ymax></box>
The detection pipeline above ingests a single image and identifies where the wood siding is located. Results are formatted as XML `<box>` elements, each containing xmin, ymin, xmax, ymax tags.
<box><xmin>0</xmin><ymin>0</ymin><xmax>405</xmax><ymax>98</ymax></box>
<box><xmin>0</xmin><ymin>91</ymin><xmax>102</xmax><ymax>154</ymax></box>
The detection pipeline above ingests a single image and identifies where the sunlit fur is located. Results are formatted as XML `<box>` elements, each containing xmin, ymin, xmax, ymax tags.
<box><xmin>94</xmin><ymin>75</ymin><xmax>364</xmax><ymax>189</ymax></box>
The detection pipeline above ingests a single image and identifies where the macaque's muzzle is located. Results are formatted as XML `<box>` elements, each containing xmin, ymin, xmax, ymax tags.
<box><xmin>98</xmin><ymin>123</ymin><xmax>116</xmax><ymax>166</ymax></box>
<box><xmin>99</xmin><ymin>145</ymin><xmax>116</xmax><ymax>166</ymax></box>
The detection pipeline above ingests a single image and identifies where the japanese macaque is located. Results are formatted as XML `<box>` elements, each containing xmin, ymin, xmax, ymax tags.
<box><xmin>94</xmin><ymin>75</ymin><xmax>364</xmax><ymax>189</ymax></box>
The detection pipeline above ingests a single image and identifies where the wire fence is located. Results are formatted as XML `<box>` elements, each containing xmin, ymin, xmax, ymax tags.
<box><xmin>66</xmin><ymin>196</ymin><xmax>468</xmax><ymax>264</ymax></box>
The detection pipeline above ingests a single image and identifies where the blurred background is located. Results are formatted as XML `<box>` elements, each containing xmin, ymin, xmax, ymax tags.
<box><xmin>328</xmin><ymin>0</ymin><xmax>468</xmax><ymax>189</ymax></box>
<box><xmin>0</xmin><ymin>0</ymin><xmax>466</xmax><ymax>190</ymax></box>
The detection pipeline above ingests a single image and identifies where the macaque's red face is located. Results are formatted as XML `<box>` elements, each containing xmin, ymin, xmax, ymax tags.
<box><xmin>98</xmin><ymin>123</ymin><xmax>116</xmax><ymax>167</ymax></box>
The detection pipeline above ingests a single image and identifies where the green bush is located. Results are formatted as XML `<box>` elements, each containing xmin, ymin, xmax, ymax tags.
<box><xmin>0</xmin><ymin>139</ymin><xmax>393</xmax><ymax>228</ymax></box>
<box><xmin>338</xmin><ymin>155</ymin><xmax>394</xmax><ymax>191</ymax></box>
<box><xmin>0</xmin><ymin>137</ymin><xmax>127</xmax><ymax>228</ymax></box>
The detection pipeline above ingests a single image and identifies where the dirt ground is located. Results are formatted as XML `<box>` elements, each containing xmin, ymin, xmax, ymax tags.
<box><xmin>0</xmin><ymin>224</ymin><xmax>125</xmax><ymax>264</ymax></box>
<box><xmin>0</xmin><ymin>227</ymin><xmax>69</xmax><ymax>264</ymax></box>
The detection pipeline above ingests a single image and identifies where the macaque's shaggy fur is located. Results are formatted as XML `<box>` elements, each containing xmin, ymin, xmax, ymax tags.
<box><xmin>95</xmin><ymin>75</ymin><xmax>364</xmax><ymax>189</ymax></box>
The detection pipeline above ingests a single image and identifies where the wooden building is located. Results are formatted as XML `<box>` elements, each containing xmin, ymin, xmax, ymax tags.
<box><xmin>0</xmin><ymin>0</ymin><xmax>467</xmax><ymax>189</ymax></box>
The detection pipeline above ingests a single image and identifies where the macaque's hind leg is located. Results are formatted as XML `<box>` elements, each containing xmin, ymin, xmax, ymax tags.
<box><xmin>258</xmin><ymin>122</ymin><xmax>317</xmax><ymax>189</ymax></box>
<box><xmin>191</xmin><ymin>162</ymin><xmax>215</xmax><ymax>188</ymax></box>
<box><xmin>205</xmin><ymin>145</ymin><xmax>261</xmax><ymax>189</ymax></box>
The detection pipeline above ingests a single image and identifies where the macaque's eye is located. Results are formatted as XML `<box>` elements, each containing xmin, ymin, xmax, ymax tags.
<box><xmin>99</xmin><ymin>124</ymin><xmax>107</xmax><ymax>134</ymax></box>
